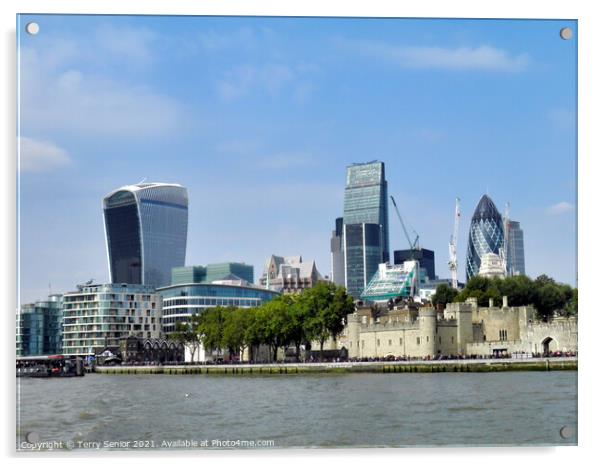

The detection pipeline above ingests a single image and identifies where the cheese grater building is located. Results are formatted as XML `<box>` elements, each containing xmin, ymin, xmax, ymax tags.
<box><xmin>103</xmin><ymin>182</ymin><xmax>188</xmax><ymax>288</ymax></box>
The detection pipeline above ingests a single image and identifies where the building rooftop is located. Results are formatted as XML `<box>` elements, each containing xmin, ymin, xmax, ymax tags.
<box><xmin>360</xmin><ymin>261</ymin><xmax>419</xmax><ymax>302</ymax></box>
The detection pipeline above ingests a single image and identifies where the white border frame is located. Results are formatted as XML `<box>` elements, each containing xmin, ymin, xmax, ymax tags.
<box><xmin>3</xmin><ymin>1</ymin><xmax>599</xmax><ymax>464</ymax></box>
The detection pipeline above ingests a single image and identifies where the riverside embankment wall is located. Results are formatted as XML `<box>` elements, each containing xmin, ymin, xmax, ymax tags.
<box><xmin>94</xmin><ymin>357</ymin><xmax>577</xmax><ymax>375</ymax></box>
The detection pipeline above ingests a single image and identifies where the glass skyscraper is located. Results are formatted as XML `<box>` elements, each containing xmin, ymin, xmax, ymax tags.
<box><xmin>343</xmin><ymin>223</ymin><xmax>383</xmax><ymax>298</ymax></box>
<box><xmin>103</xmin><ymin>182</ymin><xmax>188</xmax><ymax>288</ymax></box>
<box><xmin>466</xmin><ymin>194</ymin><xmax>505</xmax><ymax>281</ymax></box>
<box><xmin>507</xmin><ymin>220</ymin><xmax>526</xmax><ymax>276</ymax></box>
<box><xmin>16</xmin><ymin>294</ymin><xmax>63</xmax><ymax>356</ymax></box>
<box><xmin>342</xmin><ymin>161</ymin><xmax>389</xmax><ymax>298</ymax></box>
<box><xmin>330</xmin><ymin>217</ymin><xmax>345</xmax><ymax>286</ymax></box>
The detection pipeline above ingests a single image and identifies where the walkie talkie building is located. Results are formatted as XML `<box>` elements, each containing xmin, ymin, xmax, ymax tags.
<box><xmin>103</xmin><ymin>182</ymin><xmax>188</xmax><ymax>288</ymax></box>
<box><xmin>466</xmin><ymin>194</ymin><xmax>505</xmax><ymax>281</ymax></box>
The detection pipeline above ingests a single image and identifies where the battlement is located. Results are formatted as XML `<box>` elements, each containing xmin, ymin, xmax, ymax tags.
<box><xmin>436</xmin><ymin>316</ymin><xmax>458</xmax><ymax>326</ymax></box>
<box><xmin>528</xmin><ymin>317</ymin><xmax>577</xmax><ymax>331</ymax></box>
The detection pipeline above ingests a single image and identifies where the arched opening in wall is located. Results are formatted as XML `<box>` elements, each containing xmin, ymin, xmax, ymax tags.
<box><xmin>542</xmin><ymin>337</ymin><xmax>557</xmax><ymax>355</ymax></box>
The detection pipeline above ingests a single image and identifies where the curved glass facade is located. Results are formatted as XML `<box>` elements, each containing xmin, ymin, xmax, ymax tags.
<box><xmin>104</xmin><ymin>191</ymin><xmax>142</xmax><ymax>284</ymax></box>
<box><xmin>466</xmin><ymin>195</ymin><xmax>505</xmax><ymax>280</ymax></box>
<box><xmin>158</xmin><ymin>283</ymin><xmax>280</xmax><ymax>334</ymax></box>
<box><xmin>103</xmin><ymin>183</ymin><xmax>188</xmax><ymax>288</ymax></box>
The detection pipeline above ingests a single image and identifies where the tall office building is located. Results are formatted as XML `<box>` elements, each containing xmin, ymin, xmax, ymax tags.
<box><xmin>343</xmin><ymin>223</ymin><xmax>384</xmax><ymax>298</ymax></box>
<box><xmin>394</xmin><ymin>248</ymin><xmax>436</xmax><ymax>280</ymax></box>
<box><xmin>330</xmin><ymin>217</ymin><xmax>345</xmax><ymax>286</ymax></box>
<box><xmin>16</xmin><ymin>294</ymin><xmax>63</xmax><ymax>356</ymax></box>
<box><xmin>507</xmin><ymin>220</ymin><xmax>526</xmax><ymax>276</ymax></box>
<box><xmin>342</xmin><ymin>161</ymin><xmax>389</xmax><ymax>298</ymax></box>
<box><xmin>103</xmin><ymin>182</ymin><xmax>188</xmax><ymax>288</ymax></box>
<box><xmin>466</xmin><ymin>194</ymin><xmax>505</xmax><ymax>281</ymax></box>
<box><xmin>343</xmin><ymin>161</ymin><xmax>390</xmax><ymax>262</ymax></box>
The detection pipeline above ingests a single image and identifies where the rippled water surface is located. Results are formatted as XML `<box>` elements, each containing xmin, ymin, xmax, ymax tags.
<box><xmin>17</xmin><ymin>371</ymin><xmax>577</xmax><ymax>450</ymax></box>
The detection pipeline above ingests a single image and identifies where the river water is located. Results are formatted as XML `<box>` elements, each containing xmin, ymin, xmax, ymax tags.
<box><xmin>16</xmin><ymin>371</ymin><xmax>577</xmax><ymax>450</ymax></box>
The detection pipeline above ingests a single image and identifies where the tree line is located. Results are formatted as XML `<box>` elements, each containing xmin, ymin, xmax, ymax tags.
<box><xmin>169</xmin><ymin>281</ymin><xmax>355</xmax><ymax>362</ymax></box>
<box><xmin>431</xmin><ymin>274</ymin><xmax>577</xmax><ymax>320</ymax></box>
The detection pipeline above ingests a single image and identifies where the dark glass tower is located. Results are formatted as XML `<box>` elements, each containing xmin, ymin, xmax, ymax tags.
<box><xmin>330</xmin><ymin>217</ymin><xmax>345</xmax><ymax>286</ymax></box>
<box><xmin>343</xmin><ymin>223</ymin><xmax>383</xmax><ymax>298</ymax></box>
<box><xmin>507</xmin><ymin>220</ymin><xmax>526</xmax><ymax>276</ymax></box>
<box><xmin>342</xmin><ymin>161</ymin><xmax>389</xmax><ymax>298</ymax></box>
<box><xmin>394</xmin><ymin>248</ymin><xmax>436</xmax><ymax>280</ymax></box>
<box><xmin>466</xmin><ymin>194</ymin><xmax>505</xmax><ymax>280</ymax></box>
<box><xmin>103</xmin><ymin>182</ymin><xmax>188</xmax><ymax>288</ymax></box>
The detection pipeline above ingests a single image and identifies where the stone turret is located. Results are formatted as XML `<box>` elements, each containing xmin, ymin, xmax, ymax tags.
<box><xmin>346</xmin><ymin>313</ymin><xmax>362</xmax><ymax>358</ymax></box>
<box><xmin>456</xmin><ymin>302</ymin><xmax>474</xmax><ymax>354</ymax></box>
<box><xmin>418</xmin><ymin>307</ymin><xmax>437</xmax><ymax>358</ymax></box>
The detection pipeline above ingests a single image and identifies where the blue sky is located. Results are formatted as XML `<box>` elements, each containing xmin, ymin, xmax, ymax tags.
<box><xmin>17</xmin><ymin>15</ymin><xmax>577</xmax><ymax>303</ymax></box>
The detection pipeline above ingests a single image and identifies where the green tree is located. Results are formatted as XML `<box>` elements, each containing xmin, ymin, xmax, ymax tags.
<box><xmin>285</xmin><ymin>294</ymin><xmax>307</xmax><ymax>362</ymax></box>
<box><xmin>564</xmin><ymin>288</ymin><xmax>578</xmax><ymax>316</ymax></box>
<box><xmin>465</xmin><ymin>275</ymin><xmax>492</xmax><ymax>293</ymax></box>
<box><xmin>197</xmin><ymin>306</ymin><xmax>226</xmax><ymax>359</ymax></box>
<box><xmin>455</xmin><ymin>276</ymin><xmax>493</xmax><ymax>306</ymax></box>
<box><xmin>301</xmin><ymin>282</ymin><xmax>354</xmax><ymax>360</ymax></box>
<box><xmin>498</xmin><ymin>274</ymin><xmax>535</xmax><ymax>307</ymax></box>
<box><xmin>431</xmin><ymin>284</ymin><xmax>459</xmax><ymax>307</ymax></box>
<box><xmin>534</xmin><ymin>274</ymin><xmax>556</xmax><ymax>287</ymax></box>
<box><xmin>169</xmin><ymin>317</ymin><xmax>202</xmax><ymax>362</ymax></box>
<box><xmin>534</xmin><ymin>283</ymin><xmax>566</xmax><ymax>320</ymax></box>
<box><xmin>257</xmin><ymin>298</ymin><xmax>294</xmax><ymax>362</ymax></box>
<box><xmin>222</xmin><ymin>306</ymin><xmax>252</xmax><ymax>360</ymax></box>
<box><xmin>243</xmin><ymin>307</ymin><xmax>264</xmax><ymax>362</ymax></box>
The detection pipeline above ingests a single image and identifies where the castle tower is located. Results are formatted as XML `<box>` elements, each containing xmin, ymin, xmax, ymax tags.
<box><xmin>418</xmin><ymin>307</ymin><xmax>437</xmax><ymax>358</ymax></box>
<box><xmin>346</xmin><ymin>313</ymin><xmax>362</xmax><ymax>359</ymax></box>
<box><xmin>456</xmin><ymin>302</ymin><xmax>474</xmax><ymax>355</ymax></box>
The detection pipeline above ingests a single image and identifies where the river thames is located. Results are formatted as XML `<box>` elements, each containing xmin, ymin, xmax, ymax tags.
<box><xmin>16</xmin><ymin>371</ymin><xmax>577</xmax><ymax>450</ymax></box>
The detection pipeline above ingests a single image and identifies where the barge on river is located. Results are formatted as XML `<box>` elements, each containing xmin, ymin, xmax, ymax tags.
<box><xmin>16</xmin><ymin>355</ymin><xmax>85</xmax><ymax>377</ymax></box>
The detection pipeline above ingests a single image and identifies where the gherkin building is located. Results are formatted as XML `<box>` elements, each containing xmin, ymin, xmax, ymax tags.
<box><xmin>466</xmin><ymin>194</ymin><xmax>505</xmax><ymax>280</ymax></box>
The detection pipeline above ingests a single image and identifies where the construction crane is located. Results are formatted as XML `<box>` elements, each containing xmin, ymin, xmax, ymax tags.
<box><xmin>448</xmin><ymin>198</ymin><xmax>460</xmax><ymax>289</ymax></box>
<box><xmin>390</xmin><ymin>195</ymin><xmax>419</xmax><ymax>258</ymax></box>
<box><xmin>390</xmin><ymin>195</ymin><xmax>420</xmax><ymax>298</ymax></box>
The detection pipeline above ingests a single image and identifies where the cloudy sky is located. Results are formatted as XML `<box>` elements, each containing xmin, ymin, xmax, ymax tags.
<box><xmin>17</xmin><ymin>15</ymin><xmax>577</xmax><ymax>303</ymax></box>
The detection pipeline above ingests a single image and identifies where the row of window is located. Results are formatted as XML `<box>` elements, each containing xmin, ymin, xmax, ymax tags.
<box><xmin>163</xmin><ymin>298</ymin><xmax>261</xmax><ymax>308</ymax></box>
<box><xmin>350</xmin><ymin>335</ymin><xmax>456</xmax><ymax>348</ymax></box>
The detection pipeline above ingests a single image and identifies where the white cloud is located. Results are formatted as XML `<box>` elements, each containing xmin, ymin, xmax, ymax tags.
<box><xmin>198</xmin><ymin>27</ymin><xmax>259</xmax><ymax>53</ymax></box>
<box><xmin>217</xmin><ymin>64</ymin><xmax>296</xmax><ymax>101</ymax></box>
<box><xmin>20</xmin><ymin>45</ymin><xmax>187</xmax><ymax>139</ymax></box>
<box><xmin>337</xmin><ymin>39</ymin><xmax>529</xmax><ymax>72</ymax></box>
<box><xmin>546</xmin><ymin>201</ymin><xmax>575</xmax><ymax>215</ymax></box>
<box><xmin>19</xmin><ymin>137</ymin><xmax>70</xmax><ymax>172</ymax></box>
<box><xmin>94</xmin><ymin>24</ymin><xmax>157</xmax><ymax>66</ymax></box>
<box><xmin>216</xmin><ymin>62</ymin><xmax>319</xmax><ymax>102</ymax></box>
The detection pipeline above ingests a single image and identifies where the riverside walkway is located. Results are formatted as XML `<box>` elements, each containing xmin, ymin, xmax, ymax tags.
<box><xmin>94</xmin><ymin>357</ymin><xmax>577</xmax><ymax>375</ymax></box>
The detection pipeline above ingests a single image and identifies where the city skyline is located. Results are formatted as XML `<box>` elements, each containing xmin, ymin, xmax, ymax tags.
<box><xmin>18</xmin><ymin>16</ymin><xmax>576</xmax><ymax>303</ymax></box>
